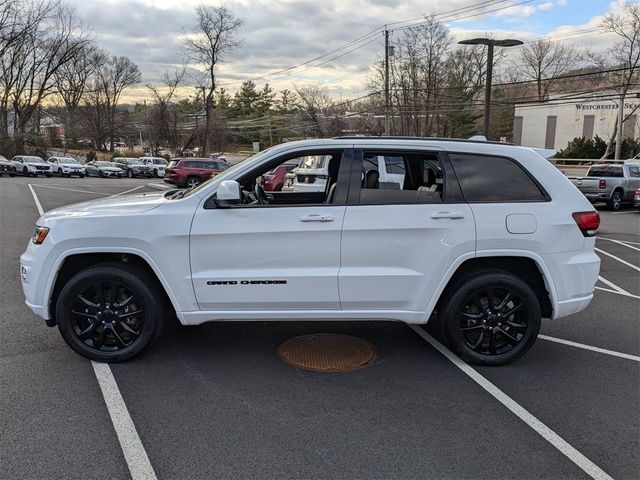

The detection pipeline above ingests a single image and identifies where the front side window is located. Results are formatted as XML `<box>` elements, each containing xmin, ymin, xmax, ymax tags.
<box><xmin>359</xmin><ymin>152</ymin><xmax>443</xmax><ymax>204</ymax></box>
<box><xmin>449</xmin><ymin>153</ymin><xmax>547</xmax><ymax>202</ymax></box>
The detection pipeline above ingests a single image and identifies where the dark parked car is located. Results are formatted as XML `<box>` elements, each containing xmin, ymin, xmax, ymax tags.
<box><xmin>0</xmin><ymin>155</ymin><xmax>16</xmax><ymax>176</ymax></box>
<box><xmin>112</xmin><ymin>158</ymin><xmax>152</xmax><ymax>178</ymax></box>
<box><xmin>164</xmin><ymin>158</ymin><xmax>229</xmax><ymax>188</ymax></box>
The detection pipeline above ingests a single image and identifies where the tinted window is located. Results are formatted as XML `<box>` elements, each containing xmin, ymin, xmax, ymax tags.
<box><xmin>449</xmin><ymin>153</ymin><xmax>546</xmax><ymax>202</ymax></box>
<box><xmin>627</xmin><ymin>165</ymin><xmax>640</xmax><ymax>178</ymax></box>
<box><xmin>360</xmin><ymin>152</ymin><xmax>443</xmax><ymax>204</ymax></box>
<box><xmin>587</xmin><ymin>165</ymin><xmax>623</xmax><ymax>178</ymax></box>
<box><xmin>185</xmin><ymin>160</ymin><xmax>202</xmax><ymax>168</ymax></box>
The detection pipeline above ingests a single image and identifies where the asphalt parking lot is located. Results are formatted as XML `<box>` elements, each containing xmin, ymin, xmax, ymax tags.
<box><xmin>0</xmin><ymin>176</ymin><xmax>638</xmax><ymax>480</ymax></box>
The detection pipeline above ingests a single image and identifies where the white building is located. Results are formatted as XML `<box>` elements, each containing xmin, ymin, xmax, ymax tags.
<box><xmin>513</xmin><ymin>91</ymin><xmax>640</xmax><ymax>151</ymax></box>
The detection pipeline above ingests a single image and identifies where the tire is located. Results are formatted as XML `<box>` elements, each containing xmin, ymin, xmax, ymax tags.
<box><xmin>438</xmin><ymin>270</ymin><xmax>541</xmax><ymax>366</ymax></box>
<box><xmin>55</xmin><ymin>262</ymin><xmax>168</xmax><ymax>362</ymax></box>
<box><xmin>127</xmin><ymin>169</ymin><xmax>133</xmax><ymax>178</ymax></box>
<box><xmin>153</xmin><ymin>169</ymin><xmax>158</xmax><ymax>177</ymax></box>
<box><xmin>185</xmin><ymin>176</ymin><xmax>201</xmax><ymax>188</ymax></box>
<box><xmin>58</xmin><ymin>168</ymin><xmax>63</xmax><ymax>177</ymax></box>
<box><xmin>607</xmin><ymin>190</ymin><xmax>623</xmax><ymax>211</ymax></box>
<box><xmin>22</xmin><ymin>167</ymin><xmax>28</xmax><ymax>176</ymax></box>
<box><xmin>45</xmin><ymin>173</ymin><xmax>52</xmax><ymax>178</ymax></box>
<box><xmin>79</xmin><ymin>174</ymin><xmax>85</xmax><ymax>178</ymax></box>
<box><xmin>99</xmin><ymin>170</ymin><xmax>104</xmax><ymax>178</ymax></box>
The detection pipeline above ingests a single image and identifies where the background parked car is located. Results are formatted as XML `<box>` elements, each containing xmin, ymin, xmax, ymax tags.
<box><xmin>138</xmin><ymin>157</ymin><xmax>168</xmax><ymax>177</ymax></box>
<box><xmin>569</xmin><ymin>162</ymin><xmax>640</xmax><ymax>210</ymax></box>
<box><xmin>48</xmin><ymin>157</ymin><xmax>86</xmax><ymax>177</ymax></box>
<box><xmin>85</xmin><ymin>161</ymin><xmax>123</xmax><ymax>178</ymax></box>
<box><xmin>264</xmin><ymin>162</ymin><xmax>298</xmax><ymax>191</ymax></box>
<box><xmin>12</xmin><ymin>155</ymin><xmax>52</xmax><ymax>177</ymax></box>
<box><xmin>0</xmin><ymin>155</ymin><xmax>16</xmax><ymax>176</ymax></box>
<box><xmin>113</xmin><ymin>157</ymin><xmax>152</xmax><ymax>178</ymax></box>
<box><xmin>164</xmin><ymin>158</ymin><xmax>229</xmax><ymax>188</ymax></box>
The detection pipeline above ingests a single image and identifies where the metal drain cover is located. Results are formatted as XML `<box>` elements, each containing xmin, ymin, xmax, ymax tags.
<box><xmin>277</xmin><ymin>333</ymin><xmax>378</xmax><ymax>372</ymax></box>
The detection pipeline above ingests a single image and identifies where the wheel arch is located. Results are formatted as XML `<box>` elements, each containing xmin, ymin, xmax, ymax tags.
<box><xmin>429</xmin><ymin>253</ymin><xmax>555</xmax><ymax>322</ymax></box>
<box><xmin>47</xmin><ymin>250</ymin><xmax>180</xmax><ymax>325</ymax></box>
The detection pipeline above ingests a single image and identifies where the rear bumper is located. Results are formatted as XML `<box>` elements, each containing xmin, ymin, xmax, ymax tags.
<box><xmin>542</xmin><ymin>248</ymin><xmax>600</xmax><ymax>319</ymax></box>
<box><xmin>584</xmin><ymin>192</ymin><xmax>609</xmax><ymax>202</ymax></box>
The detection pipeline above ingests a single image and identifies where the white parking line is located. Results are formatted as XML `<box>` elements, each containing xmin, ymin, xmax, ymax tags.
<box><xmin>538</xmin><ymin>335</ymin><xmax>640</xmax><ymax>362</ymax></box>
<box><xmin>27</xmin><ymin>184</ymin><xmax>156</xmax><ymax>480</ymax></box>
<box><xmin>146</xmin><ymin>183</ymin><xmax>172</xmax><ymax>191</ymax></box>
<box><xmin>597</xmin><ymin>275</ymin><xmax>634</xmax><ymax>296</ymax></box>
<box><xmin>596</xmin><ymin>237</ymin><xmax>640</xmax><ymax>245</ymax></box>
<box><xmin>408</xmin><ymin>326</ymin><xmax>614</xmax><ymax>480</ymax></box>
<box><xmin>611</xmin><ymin>210</ymin><xmax>639</xmax><ymax>215</ymax></box>
<box><xmin>31</xmin><ymin>184</ymin><xmax>110</xmax><ymax>196</ymax></box>
<box><xmin>595</xmin><ymin>247</ymin><xmax>640</xmax><ymax>273</ymax></box>
<box><xmin>28</xmin><ymin>184</ymin><xmax>44</xmax><ymax>215</ymax></box>
<box><xmin>597</xmin><ymin>237</ymin><xmax>640</xmax><ymax>252</ymax></box>
<box><xmin>594</xmin><ymin>286</ymin><xmax>640</xmax><ymax>299</ymax></box>
<box><xmin>92</xmin><ymin>362</ymin><xmax>157</xmax><ymax>480</ymax></box>
<box><xmin>109</xmin><ymin>185</ymin><xmax>144</xmax><ymax>197</ymax></box>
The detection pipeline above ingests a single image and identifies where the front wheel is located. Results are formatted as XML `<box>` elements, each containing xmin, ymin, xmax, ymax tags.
<box><xmin>607</xmin><ymin>190</ymin><xmax>623</xmax><ymax>211</ymax></box>
<box><xmin>99</xmin><ymin>170</ymin><xmax>103</xmax><ymax>178</ymax></box>
<box><xmin>127</xmin><ymin>169</ymin><xmax>133</xmax><ymax>178</ymax></box>
<box><xmin>55</xmin><ymin>263</ymin><xmax>167</xmax><ymax>362</ymax></box>
<box><xmin>438</xmin><ymin>271</ymin><xmax>541</xmax><ymax>366</ymax></box>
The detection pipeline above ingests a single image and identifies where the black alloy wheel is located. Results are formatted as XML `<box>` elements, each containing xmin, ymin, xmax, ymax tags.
<box><xmin>56</xmin><ymin>263</ymin><xmax>167</xmax><ymax>362</ymax></box>
<box><xmin>439</xmin><ymin>271</ymin><xmax>541</xmax><ymax>366</ymax></box>
<box><xmin>186</xmin><ymin>176</ymin><xmax>201</xmax><ymax>188</ymax></box>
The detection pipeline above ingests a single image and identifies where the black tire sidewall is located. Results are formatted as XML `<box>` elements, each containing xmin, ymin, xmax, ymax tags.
<box><xmin>440</xmin><ymin>271</ymin><xmax>541</xmax><ymax>366</ymax></box>
<box><xmin>56</xmin><ymin>264</ymin><xmax>164</xmax><ymax>362</ymax></box>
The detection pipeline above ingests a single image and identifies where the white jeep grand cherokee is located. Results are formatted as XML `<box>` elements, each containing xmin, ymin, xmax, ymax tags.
<box><xmin>20</xmin><ymin>137</ymin><xmax>601</xmax><ymax>365</ymax></box>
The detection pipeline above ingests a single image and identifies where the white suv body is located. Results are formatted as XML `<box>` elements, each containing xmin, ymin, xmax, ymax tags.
<box><xmin>48</xmin><ymin>157</ymin><xmax>86</xmax><ymax>177</ymax></box>
<box><xmin>138</xmin><ymin>157</ymin><xmax>168</xmax><ymax>177</ymax></box>
<box><xmin>21</xmin><ymin>138</ymin><xmax>600</xmax><ymax>364</ymax></box>
<box><xmin>13</xmin><ymin>155</ymin><xmax>53</xmax><ymax>176</ymax></box>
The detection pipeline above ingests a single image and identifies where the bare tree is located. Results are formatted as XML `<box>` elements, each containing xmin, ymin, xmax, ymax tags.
<box><xmin>146</xmin><ymin>67</ymin><xmax>187</xmax><ymax>153</ymax></box>
<box><xmin>294</xmin><ymin>85</ymin><xmax>335</xmax><ymax>136</ymax></box>
<box><xmin>184</xmin><ymin>4</ymin><xmax>242</xmax><ymax>154</ymax></box>
<box><xmin>95</xmin><ymin>55</ymin><xmax>141</xmax><ymax>151</ymax></box>
<box><xmin>593</xmin><ymin>2</ymin><xmax>640</xmax><ymax>159</ymax></box>
<box><xmin>519</xmin><ymin>39</ymin><xmax>579</xmax><ymax>100</ymax></box>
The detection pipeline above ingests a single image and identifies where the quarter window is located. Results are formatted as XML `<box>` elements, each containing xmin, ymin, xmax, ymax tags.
<box><xmin>449</xmin><ymin>153</ymin><xmax>546</xmax><ymax>202</ymax></box>
<box><xmin>628</xmin><ymin>166</ymin><xmax>640</xmax><ymax>178</ymax></box>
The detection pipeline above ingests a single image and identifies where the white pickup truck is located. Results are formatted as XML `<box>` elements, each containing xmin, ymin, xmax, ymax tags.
<box><xmin>569</xmin><ymin>162</ymin><xmax>640</xmax><ymax>210</ymax></box>
<box><xmin>21</xmin><ymin>137</ymin><xmax>600</xmax><ymax>365</ymax></box>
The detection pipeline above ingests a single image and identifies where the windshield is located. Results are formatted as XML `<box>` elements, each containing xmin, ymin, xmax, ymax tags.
<box><xmin>60</xmin><ymin>157</ymin><xmax>79</xmax><ymax>164</ymax></box>
<box><xmin>587</xmin><ymin>166</ymin><xmax>623</xmax><ymax>178</ymax></box>
<box><xmin>153</xmin><ymin>158</ymin><xmax>168</xmax><ymax>165</ymax></box>
<box><xmin>298</xmin><ymin>155</ymin><xmax>327</xmax><ymax>170</ymax></box>
<box><xmin>96</xmin><ymin>162</ymin><xmax>115</xmax><ymax>167</ymax></box>
<box><xmin>25</xmin><ymin>156</ymin><xmax>45</xmax><ymax>163</ymax></box>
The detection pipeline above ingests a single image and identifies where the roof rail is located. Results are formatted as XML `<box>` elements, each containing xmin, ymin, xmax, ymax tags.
<box><xmin>333</xmin><ymin>135</ymin><xmax>514</xmax><ymax>146</ymax></box>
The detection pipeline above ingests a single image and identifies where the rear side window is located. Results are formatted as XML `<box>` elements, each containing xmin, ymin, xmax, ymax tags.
<box><xmin>449</xmin><ymin>153</ymin><xmax>547</xmax><ymax>202</ymax></box>
<box><xmin>626</xmin><ymin>165</ymin><xmax>640</xmax><ymax>178</ymax></box>
<box><xmin>587</xmin><ymin>166</ymin><xmax>623</xmax><ymax>177</ymax></box>
<box><xmin>359</xmin><ymin>152</ymin><xmax>444</xmax><ymax>204</ymax></box>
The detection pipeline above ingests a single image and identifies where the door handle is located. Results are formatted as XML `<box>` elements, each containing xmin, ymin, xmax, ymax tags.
<box><xmin>430</xmin><ymin>211</ymin><xmax>465</xmax><ymax>219</ymax></box>
<box><xmin>300</xmin><ymin>214</ymin><xmax>334</xmax><ymax>222</ymax></box>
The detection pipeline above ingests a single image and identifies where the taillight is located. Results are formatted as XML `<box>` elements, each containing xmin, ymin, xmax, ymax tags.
<box><xmin>598</xmin><ymin>179</ymin><xmax>606</xmax><ymax>189</ymax></box>
<box><xmin>572</xmin><ymin>211</ymin><xmax>600</xmax><ymax>237</ymax></box>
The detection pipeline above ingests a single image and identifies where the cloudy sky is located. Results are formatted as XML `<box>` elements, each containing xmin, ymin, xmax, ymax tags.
<box><xmin>65</xmin><ymin>0</ymin><xmax>622</xmax><ymax>101</ymax></box>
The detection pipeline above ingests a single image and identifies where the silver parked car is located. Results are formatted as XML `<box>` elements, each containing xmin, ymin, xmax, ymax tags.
<box><xmin>85</xmin><ymin>161</ymin><xmax>123</xmax><ymax>178</ymax></box>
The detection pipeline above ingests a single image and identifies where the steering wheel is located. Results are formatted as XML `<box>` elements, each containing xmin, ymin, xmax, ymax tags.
<box><xmin>254</xmin><ymin>183</ymin><xmax>268</xmax><ymax>205</ymax></box>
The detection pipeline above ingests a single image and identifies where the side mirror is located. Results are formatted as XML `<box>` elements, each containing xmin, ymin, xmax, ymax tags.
<box><xmin>215</xmin><ymin>180</ymin><xmax>242</xmax><ymax>207</ymax></box>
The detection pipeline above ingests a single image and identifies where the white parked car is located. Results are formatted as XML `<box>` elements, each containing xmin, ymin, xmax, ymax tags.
<box><xmin>21</xmin><ymin>137</ymin><xmax>600</xmax><ymax>364</ymax></box>
<box><xmin>12</xmin><ymin>155</ymin><xmax>53</xmax><ymax>177</ymax></box>
<box><xmin>48</xmin><ymin>156</ymin><xmax>86</xmax><ymax>177</ymax></box>
<box><xmin>138</xmin><ymin>157</ymin><xmax>168</xmax><ymax>177</ymax></box>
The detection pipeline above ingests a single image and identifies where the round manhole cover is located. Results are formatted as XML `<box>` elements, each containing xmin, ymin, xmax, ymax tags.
<box><xmin>277</xmin><ymin>334</ymin><xmax>378</xmax><ymax>372</ymax></box>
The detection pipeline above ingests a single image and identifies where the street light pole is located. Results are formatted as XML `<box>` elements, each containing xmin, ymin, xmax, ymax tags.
<box><xmin>458</xmin><ymin>37</ymin><xmax>523</xmax><ymax>140</ymax></box>
<box><xmin>384</xmin><ymin>28</ymin><xmax>390</xmax><ymax>136</ymax></box>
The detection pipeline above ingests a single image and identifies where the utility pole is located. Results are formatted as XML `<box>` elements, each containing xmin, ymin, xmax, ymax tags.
<box><xmin>384</xmin><ymin>28</ymin><xmax>390</xmax><ymax>136</ymax></box>
<box><xmin>615</xmin><ymin>90</ymin><xmax>625</xmax><ymax>160</ymax></box>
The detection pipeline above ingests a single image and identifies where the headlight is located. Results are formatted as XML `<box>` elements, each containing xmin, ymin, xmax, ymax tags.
<box><xmin>32</xmin><ymin>226</ymin><xmax>49</xmax><ymax>244</ymax></box>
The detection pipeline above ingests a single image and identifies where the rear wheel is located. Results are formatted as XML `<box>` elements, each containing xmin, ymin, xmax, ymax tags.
<box><xmin>438</xmin><ymin>271</ymin><xmax>541</xmax><ymax>366</ymax></box>
<box><xmin>185</xmin><ymin>176</ymin><xmax>201</xmax><ymax>188</ymax></box>
<box><xmin>607</xmin><ymin>190</ymin><xmax>623</xmax><ymax>210</ymax></box>
<box><xmin>127</xmin><ymin>169</ymin><xmax>133</xmax><ymax>178</ymax></box>
<box><xmin>55</xmin><ymin>263</ymin><xmax>167</xmax><ymax>362</ymax></box>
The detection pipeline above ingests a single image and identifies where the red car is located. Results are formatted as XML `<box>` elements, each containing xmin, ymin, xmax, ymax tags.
<box><xmin>164</xmin><ymin>158</ymin><xmax>229</xmax><ymax>188</ymax></box>
<box><xmin>263</xmin><ymin>162</ymin><xmax>298</xmax><ymax>191</ymax></box>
